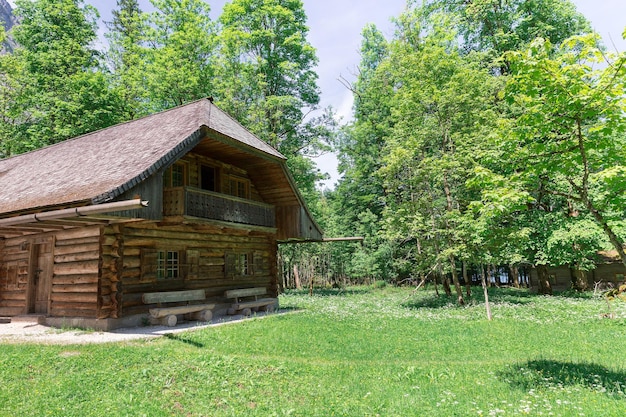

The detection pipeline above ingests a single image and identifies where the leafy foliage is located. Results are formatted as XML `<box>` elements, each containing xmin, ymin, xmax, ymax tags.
<box><xmin>216</xmin><ymin>0</ymin><xmax>334</xmax><ymax>199</ymax></box>
<box><xmin>327</xmin><ymin>0</ymin><xmax>626</xmax><ymax>292</ymax></box>
<box><xmin>0</xmin><ymin>0</ymin><xmax>124</xmax><ymax>156</ymax></box>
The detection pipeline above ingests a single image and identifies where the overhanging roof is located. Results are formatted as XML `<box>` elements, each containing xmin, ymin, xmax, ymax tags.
<box><xmin>0</xmin><ymin>99</ymin><xmax>322</xmax><ymax>240</ymax></box>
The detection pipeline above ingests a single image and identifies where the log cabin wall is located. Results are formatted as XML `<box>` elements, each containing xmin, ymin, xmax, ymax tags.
<box><xmin>530</xmin><ymin>263</ymin><xmax>626</xmax><ymax>291</ymax></box>
<box><xmin>0</xmin><ymin>236</ymin><xmax>29</xmax><ymax>316</ymax></box>
<box><xmin>276</xmin><ymin>206</ymin><xmax>322</xmax><ymax>242</ymax></box>
<box><xmin>0</xmin><ymin>226</ymin><xmax>102</xmax><ymax>317</ymax></box>
<box><xmin>590</xmin><ymin>262</ymin><xmax>626</xmax><ymax>284</ymax></box>
<box><xmin>100</xmin><ymin>225</ymin><xmax>123</xmax><ymax>319</ymax></box>
<box><xmin>50</xmin><ymin>226</ymin><xmax>102</xmax><ymax>318</ymax></box>
<box><xmin>116</xmin><ymin>222</ymin><xmax>277</xmax><ymax>317</ymax></box>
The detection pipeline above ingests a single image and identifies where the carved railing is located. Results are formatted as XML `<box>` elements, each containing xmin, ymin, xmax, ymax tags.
<box><xmin>163</xmin><ymin>187</ymin><xmax>275</xmax><ymax>228</ymax></box>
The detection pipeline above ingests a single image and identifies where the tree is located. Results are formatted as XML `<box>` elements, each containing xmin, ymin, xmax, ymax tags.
<box><xmin>105</xmin><ymin>0</ymin><xmax>148</xmax><ymax>119</ymax></box>
<box><xmin>143</xmin><ymin>0</ymin><xmax>217</xmax><ymax>112</ymax></box>
<box><xmin>2</xmin><ymin>0</ymin><xmax>122</xmax><ymax>154</ymax></box>
<box><xmin>503</xmin><ymin>35</ymin><xmax>626</xmax><ymax>271</ymax></box>
<box><xmin>331</xmin><ymin>24</ymin><xmax>393</xmax><ymax>280</ymax></box>
<box><xmin>217</xmin><ymin>0</ymin><xmax>332</xmax><ymax>201</ymax></box>
<box><xmin>218</xmin><ymin>0</ymin><xmax>320</xmax><ymax>148</ymax></box>
<box><xmin>379</xmin><ymin>10</ymin><xmax>500</xmax><ymax>304</ymax></box>
<box><xmin>420</xmin><ymin>0</ymin><xmax>590</xmax><ymax>70</ymax></box>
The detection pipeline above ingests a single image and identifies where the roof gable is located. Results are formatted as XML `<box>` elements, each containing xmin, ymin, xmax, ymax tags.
<box><xmin>0</xmin><ymin>99</ymin><xmax>285</xmax><ymax>215</ymax></box>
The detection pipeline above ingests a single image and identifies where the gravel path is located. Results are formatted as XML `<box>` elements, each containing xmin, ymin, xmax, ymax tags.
<box><xmin>0</xmin><ymin>314</ymin><xmax>261</xmax><ymax>345</ymax></box>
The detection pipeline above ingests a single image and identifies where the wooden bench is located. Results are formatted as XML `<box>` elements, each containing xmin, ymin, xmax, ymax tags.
<box><xmin>142</xmin><ymin>289</ymin><xmax>214</xmax><ymax>327</ymax></box>
<box><xmin>225</xmin><ymin>287</ymin><xmax>278</xmax><ymax>317</ymax></box>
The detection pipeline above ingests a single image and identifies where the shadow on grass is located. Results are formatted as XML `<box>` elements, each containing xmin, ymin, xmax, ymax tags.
<box><xmin>164</xmin><ymin>333</ymin><xmax>205</xmax><ymax>348</ymax></box>
<box><xmin>276</xmin><ymin>306</ymin><xmax>301</xmax><ymax>313</ymax></box>
<box><xmin>403</xmin><ymin>287</ymin><xmax>535</xmax><ymax>310</ymax></box>
<box><xmin>500</xmin><ymin>359</ymin><xmax>626</xmax><ymax>397</ymax></box>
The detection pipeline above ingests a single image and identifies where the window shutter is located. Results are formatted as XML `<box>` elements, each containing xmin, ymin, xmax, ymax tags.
<box><xmin>253</xmin><ymin>252</ymin><xmax>263</xmax><ymax>276</ymax></box>
<box><xmin>140</xmin><ymin>248</ymin><xmax>158</xmax><ymax>282</ymax></box>
<box><xmin>225</xmin><ymin>253</ymin><xmax>236</xmax><ymax>279</ymax></box>
<box><xmin>186</xmin><ymin>249</ymin><xmax>199</xmax><ymax>280</ymax></box>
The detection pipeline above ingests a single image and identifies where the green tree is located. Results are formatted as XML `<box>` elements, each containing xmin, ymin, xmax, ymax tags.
<box><xmin>379</xmin><ymin>14</ymin><xmax>500</xmax><ymax>303</ymax></box>
<box><xmin>421</xmin><ymin>0</ymin><xmax>590</xmax><ymax>69</ymax></box>
<box><xmin>503</xmin><ymin>34</ymin><xmax>626</xmax><ymax>273</ymax></box>
<box><xmin>2</xmin><ymin>0</ymin><xmax>122</xmax><ymax>154</ymax></box>
<box><xmin>218</xmin><ymin>0</ymin><xmax>320</xmax><ymax>150</ymax></box>
<box><xmin>105</xmin><ymin>0</ymin><xmax>148</xmax><ymax>119</ymax></box>
<box><xmin>331</xmin><ymin>24</ymin><xmax>393</xmax><ymax>280</ymax></box>
<box><xmin>217</xmin><ymin>0</ymin><xmax>332</xmax><ymax>203</ymax></box>
<box><xmin>143</xmin><ymin>0</ymin><xmax>217</xmax><ymax>112</ymax></box>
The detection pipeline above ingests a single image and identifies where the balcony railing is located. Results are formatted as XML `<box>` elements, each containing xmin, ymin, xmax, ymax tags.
<box><xmin>163</xmin><ymin>187</ymin><xmax>276</xmax><ymax>228</ymax></box>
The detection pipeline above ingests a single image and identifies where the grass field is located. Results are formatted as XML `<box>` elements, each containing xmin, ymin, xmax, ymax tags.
<box><xmin>1</xmin><ymin>286</ymin><xmax>625</xmax><ymax>416</ymax></box>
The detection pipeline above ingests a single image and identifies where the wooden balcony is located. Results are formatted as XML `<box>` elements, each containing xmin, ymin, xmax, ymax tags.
<box><xmin>163</xmin><ymin>187</ymin><xmax>276</xmax><ymax>228</ymax></box>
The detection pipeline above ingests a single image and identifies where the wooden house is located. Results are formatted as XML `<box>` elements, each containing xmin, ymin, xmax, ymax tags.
<box><xmin>0</xmin><ymin>98</ymin><xmax>322</xmax><ymax>329</ymax></box>
<box><xmin>529</xmin><ymin>251</ymin><xmax>626</xmax><ymax>292</ymax></box>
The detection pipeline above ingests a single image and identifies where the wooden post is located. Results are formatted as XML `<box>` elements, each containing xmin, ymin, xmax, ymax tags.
<box><xmin>481</xmin><ymin>265</ymin><xmax>492</xmax><ymax>321</ymax></box>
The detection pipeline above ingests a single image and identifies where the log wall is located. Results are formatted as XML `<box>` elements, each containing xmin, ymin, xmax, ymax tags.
<box><xmin>117</xmin><ymin>222</ymin><xmax>277</xmax><ymax>317</ymax></box>
<box><xmin>0</xmin><ymin>226</ymin><xmax>103</xmax><ymax>317</ymax></box>
<box><xmin>530</xmin><ymin>262</ymin><xmax>626</xmax><ymax>292</ymax></box>
<box><xmin>50</xmin><ymin>227</ymin><xmax>101</xmax><ymax>318</ymax></box>
<box><xmin>0</xmin><ymin>237</ymin><xmax>29</xmax><ymax>316</ymax></box>
<box><xmin>276</xmin><ymin>206</ymin><xmax>323</xmax><ymax>242</ymax></box>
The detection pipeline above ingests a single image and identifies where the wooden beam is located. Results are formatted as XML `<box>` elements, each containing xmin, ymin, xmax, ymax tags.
<box><xmin>0</xmin><ymin>199</ymin><xmax>148</xmax><ymax>227</ymax></box>
<box><xmin>322</xmin><ymin>237</ymin><xmax>364</xmax><ymax>242</ymax></box>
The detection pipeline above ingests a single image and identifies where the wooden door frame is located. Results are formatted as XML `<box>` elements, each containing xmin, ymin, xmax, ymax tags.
<box><xmin>26</xmin><ymin>236</ymin><xmax>54</xmax><ymax>315</ymax></box>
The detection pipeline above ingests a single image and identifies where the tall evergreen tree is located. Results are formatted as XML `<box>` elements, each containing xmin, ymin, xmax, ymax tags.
<box><xmin>106</xmin><ymin>0</ymin><xmax>147</xmax><ymax>119</ymax></box>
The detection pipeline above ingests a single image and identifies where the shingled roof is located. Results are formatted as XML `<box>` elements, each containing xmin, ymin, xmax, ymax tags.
<box><xmin>0</xmin><ymin>99</ymin><xmax>288</xmax><ymax>216</ymax></box>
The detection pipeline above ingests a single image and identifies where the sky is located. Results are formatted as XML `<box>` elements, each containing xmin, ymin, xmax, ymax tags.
<box><xmin>8</xmin><ymin>0</ymin><xmax>626</xmax><ymax>188</ymax></box>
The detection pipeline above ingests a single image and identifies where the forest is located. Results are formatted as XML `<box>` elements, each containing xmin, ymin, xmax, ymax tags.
<box><xmin>0</xmin><ymin>0</ymin><xmax>625</xmax><ymax>304</ymax></box>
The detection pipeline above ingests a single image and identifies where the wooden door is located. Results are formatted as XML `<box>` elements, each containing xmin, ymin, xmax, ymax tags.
<box><xmin>28</xmin><ymin>239</ymin><xmax>54</xmax><ymax>314</ymax></box>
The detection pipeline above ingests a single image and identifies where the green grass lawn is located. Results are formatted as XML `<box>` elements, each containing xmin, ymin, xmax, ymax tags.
<box><xmin>1</xmin><ymin>286</ymin><xmax>625</xmax><ymax>416</ymax></box>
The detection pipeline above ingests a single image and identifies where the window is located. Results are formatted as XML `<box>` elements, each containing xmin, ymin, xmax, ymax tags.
<box><xmin>164</xmin><ymin>162</ymin><xmax>186</xmax><ymax>187</ymax></box>
<box><xmin>228</xmin><ymin>177</ymin><xmax>248</xmax><ymax>198</ymax></box>
<box><xmin>157</xmin><ymin>250</ymin><xmax>179</xmax><ymax>279</ymax></box>
<box><xmin>225</xmin><ymin>252</ymin><xmax>253</xmax><ymax>277</ymax></box>
<box><xmin>200</xmin><ymin>165</ymin><xmax>217</xmax><ymax>191</ymax></box>
<box><xmin>237</xmin><ymin>253</ymin><xmax>249</xmax><ymax>276</ymax></box>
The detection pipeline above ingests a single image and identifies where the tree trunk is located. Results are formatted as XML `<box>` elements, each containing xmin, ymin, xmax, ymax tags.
<box><xmin>416</xmin><ymin>238</ymin><xmax>426</xmax><ymax>289</ymax></box>
<box><xmin>450</xmin><ymin>255</ymin><xmax>464</xmax><ymax>305</ymax></box>
<box><xmin>278</xmin><ymin>255</ymin><xmax>284</xmax><ymax>293</ymax></box>
<box><xmin>442</xmin><ymin>275</ymin><xmax>452</xmax><ymax>297</ymax></box>
<box><xmin>480</xmin><ymin>265</ymin><xmax>492</xmax><ymax>321</ymax></box>
<box><xmin>586</xmin><ymin>200</ymin><xmax>626</xmax><ymax>268</ymax></box>
<box><xmin>463</xmin><ymin>260</ymin><xmax>471</xmax><ymax>297</ymax></box>
<box><xmin>510</xmin><ymin>264</ymin><xmax>520</xmax><ymax>288</ymax></box>
<box><xmin>572</xmin><ymin>267</ymin><xmax>588</xmax><ymax>291</ymax></box>
<box><xmin>486</xmin><ymin>265</ymin><xmax>492</xmax><ymax>288</ymax></box>
<box><xmin>293</xmin><ymin>264</ymin><xmax>302</xmax><ymax>290</ymax></box>
<box><xmin>536</xmin><ymin>264</ymin><xmax>552</xmax><ymax>295</ymax></box>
